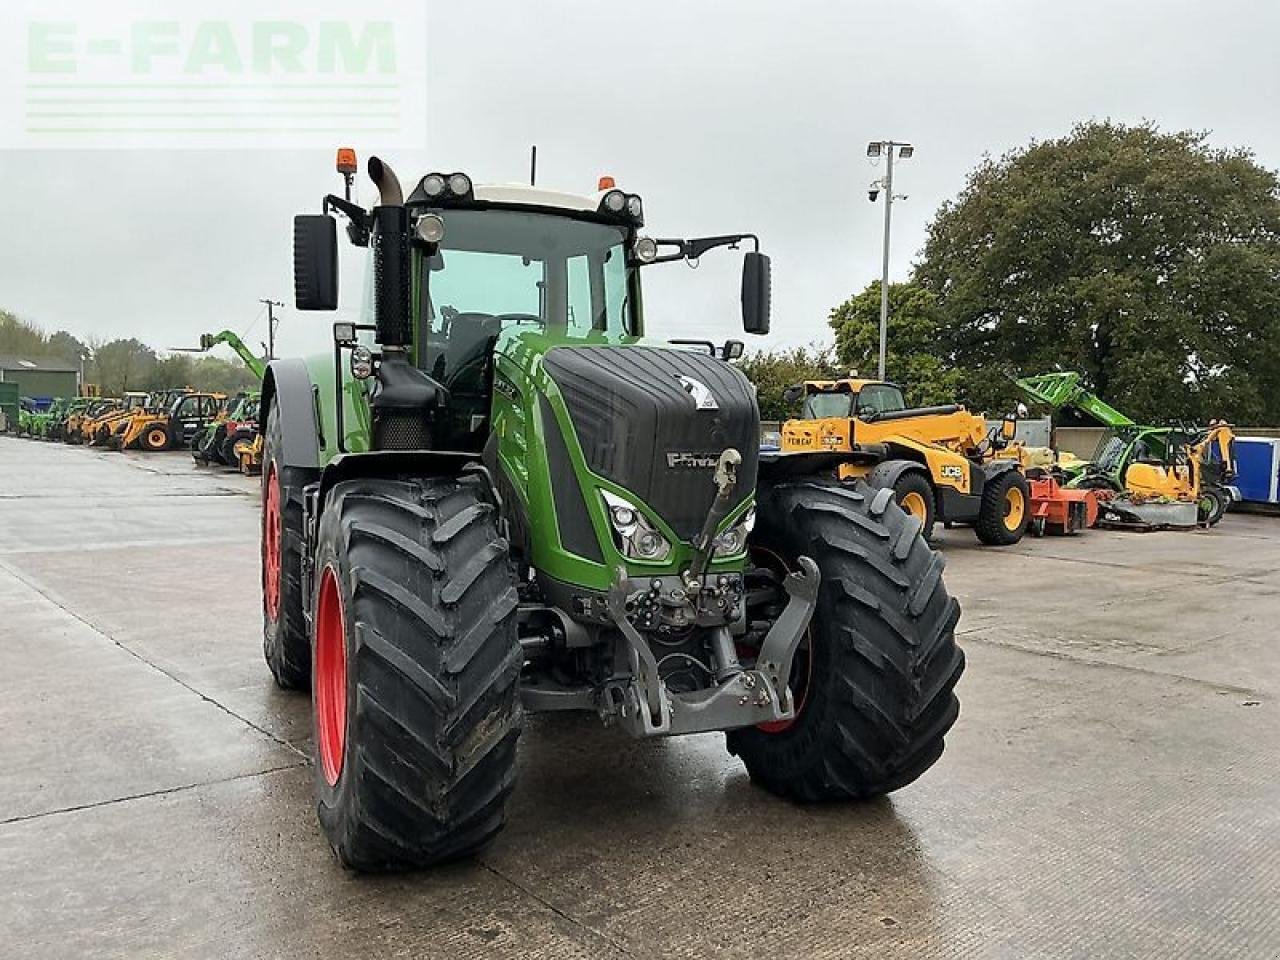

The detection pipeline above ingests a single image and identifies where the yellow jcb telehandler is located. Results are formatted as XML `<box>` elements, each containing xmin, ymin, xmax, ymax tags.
<box><xmin>780</xmin><ymin>378</ymin><xmax>1031</xmax><ymax>545</ymax></box>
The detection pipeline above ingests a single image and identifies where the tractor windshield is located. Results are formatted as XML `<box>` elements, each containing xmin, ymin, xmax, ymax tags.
<box><xmin>803</xmin><ymin>393</ymin><xmax>852</xmax><ymax>419</ymax></box>
<box><xmin>420</xmin><ymin>209</ymin><xmax>635</xmax><ymax>352</ymax></box>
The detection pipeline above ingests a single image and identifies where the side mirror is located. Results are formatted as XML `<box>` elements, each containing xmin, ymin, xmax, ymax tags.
<box><xmin>293</xmin><ymin>215</ymin><xmax>338</xmax><ymax>310</ymax></box>
<box><xmin>741</xmin><ymin>251</ymin><xmax>771</xmax><ymax>335</ymax></box>
<box><xmin>782</xmin><ymin>382</ymin><xmax>805</xmax><ymax>405</ymax></box>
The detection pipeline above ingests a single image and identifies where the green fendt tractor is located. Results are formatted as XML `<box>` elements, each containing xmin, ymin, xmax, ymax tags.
<box><xmin>265</xmin><ymin>152</ymin><xmax>963</xmax><ymax>871</ymax></box>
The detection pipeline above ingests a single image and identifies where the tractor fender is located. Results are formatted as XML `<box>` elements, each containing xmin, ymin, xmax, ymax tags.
<box><xmin>260</xmin><ymin>359</ymin><xmax>320</xmax><ymax>470</ymax></box>
<box><xmin>865</xmin><ymin>458</ymin><xmax>931</xmax><ymax>492</ymax></box>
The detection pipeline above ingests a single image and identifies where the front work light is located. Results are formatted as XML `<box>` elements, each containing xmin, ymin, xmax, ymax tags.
<box><xmin>415</xmin><ymin>213</ymin><xmax>445</xmax><ymax>243</ymax></box>
<box><xmin>633</xmin><ymin>237</ymin><xmax>658</xmax><ymax>262</ymax></box>
<box><xmin>602</xmin><ymin>189</ymin><xmax>627</xmax><ymax>213</ymax></box>
<box><xmin>350</xmin><ymin>345</ymin><xmax>374</xmax><ymax>380</ymax></box>
<box><xmin>447</xmin><ymin>172</ymin><xmax>472</xmax><ymax>197</ymax></box>
<box><xmin>421</xmin><ymin>173</ymin><xmax>447</xmax><ymax>198</ymax></box>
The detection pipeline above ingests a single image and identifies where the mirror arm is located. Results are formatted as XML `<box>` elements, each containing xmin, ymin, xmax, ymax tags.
<box><xmin>323</xmin><ymin>194</ymin><xmax>371</xmax><ymax>247</ymax></box>
<box><xmin>645</xmin><ymin>233</ymin><xmax>760</xmax><ymax>265</ymax></box>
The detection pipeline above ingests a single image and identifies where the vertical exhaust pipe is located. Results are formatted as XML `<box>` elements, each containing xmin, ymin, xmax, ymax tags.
<box><xmin>367</xmin><ymin>156</ymin><xmax>410</xmax><ymax>349</ymax></box>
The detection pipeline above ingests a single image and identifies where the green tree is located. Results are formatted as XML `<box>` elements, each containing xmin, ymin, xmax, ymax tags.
<box><xmin>734</xmin><ymin>345</ymin><xmax>842</xmax><ymax>421</ymax></box>
<box><xmin>915</xmin><ymin>120</ymin><xmax>1280</xmax><ymax>424</ymax></box>
<box><xmin>47</xmin><ymin>330</ymin><xmax>90</xmax><ymax>367</ymax></box>
<box><xmin>88</xmin><ymin>339</ymin><xmax>157</xmax><ymax>395</ymax></box>
<box><xmin>828</xmin><ymin>281</ymin><xmax>966</xmax><ymax>407</ymax></box>
<box><xmin>0</xmin><ymin>311</ymin><xmax>50</xmax><ymax>356</ymax></box>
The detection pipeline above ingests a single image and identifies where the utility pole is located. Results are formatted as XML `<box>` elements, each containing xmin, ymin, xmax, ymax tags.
<box><xmin>259</xmin><ymin>299</ymin><xmax>283</xmax><ymax>361</ymax></box>
<box><xmin>867</xmin><ymin>140</ymin><xmax>914</xmax><ymax>380</ymax></box>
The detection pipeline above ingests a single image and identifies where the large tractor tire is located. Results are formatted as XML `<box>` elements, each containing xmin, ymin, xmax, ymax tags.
<box><xmin>261</xmin><ymin>405</ymin><xmax>316</xmax><ymax>690</ymax></box>
<box><xmin>728</xmin><ymin>481</ymin><xmax>963</xmax><ymax>801</ymax></box>
<box><xmin>975</xmin><ymin>469</ymin><xmax>1030</xmax><ymax>546</ymax></box>
<box><xmin>311</xmin><ymin>475</ymin><xmax>522</xmax><ymax>871</ymax></box>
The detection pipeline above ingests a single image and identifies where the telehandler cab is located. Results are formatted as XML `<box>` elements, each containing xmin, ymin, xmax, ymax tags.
<box><xmin>780</xmin><ymin>378</ymin><xmax>1031</xmax><ymax>545</ymax></box>
<box><xmin>117</xmin><ymin>391</ymin><xmax>223</xmax><ymax>451</ymax></box>
<box><xmin>264</xmin><ymin>151</ymin><xmax>964</xmax><ymax>871</ymax></box>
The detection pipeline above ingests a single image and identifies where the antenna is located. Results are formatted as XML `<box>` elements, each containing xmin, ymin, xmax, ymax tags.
<box><xmin>529</xmin><ymin>145</ymin><xmax>537</xmax><ymax>186</ymax></box>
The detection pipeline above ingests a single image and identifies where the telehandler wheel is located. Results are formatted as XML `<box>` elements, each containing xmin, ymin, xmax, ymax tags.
<box><xmin>141</xmin><ymin>425</ymin><xmax>170</xmax><ymax>451</ymax></box>
<box><xmin>728</xmin><ymin>481</ymin><xmax>963</xmax><ymax>801</ymax></box>
<box><xmin>890</xmin><ymin>471</ymin><xmax>935</xmax><ymax>540</ymax></box>
<box><xmin>1197</xmin><ymin>487</ymin><xmax>1228</xmax><ymax>527</ymax></box>
<box><xmin>312</xmin><ymin>475</ymin><xmax>522</xmax><ymax>871</ymax></box>
<box><xmin>975</xmin><ymin>470</ymin><xmax>1030</xmax><ymax>546</ymax></box>
<box><xmin>261</xmin><ymin>405</ymin><xmax>316</xmax><ymax>690</ymax></box>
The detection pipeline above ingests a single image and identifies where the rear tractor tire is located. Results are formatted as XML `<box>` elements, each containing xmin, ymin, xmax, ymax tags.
<box><xmin>975</xmin><ymin>469</ymin><xmax>1030</xmax><ymax>546</ymax></box>
<box><xmin>728</xmin><ymin>480</ymin><xmax>964</xmax><ymax>801</ymax></box>
<box><xmin>312</xmin><ymin>475</ymin><xmax>522</xmax><ymax>871</ymax></box>
<box><xmin>261</xmin><ymin>405</ymin><xmax>316</xmax><ymax>690</ymax></box>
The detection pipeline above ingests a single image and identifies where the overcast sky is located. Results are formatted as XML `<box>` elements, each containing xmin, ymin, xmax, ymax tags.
<box><xmin>1</xmin><ymin>0</ymin><xmax>1278</xmax><ymax>365</ymax></box>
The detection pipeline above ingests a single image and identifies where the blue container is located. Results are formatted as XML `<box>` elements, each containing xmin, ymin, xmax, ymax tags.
<box><xmin>1234</xmin><ymin>437</ymin><xmax>1280</xmax><ymax>504</ymax></box>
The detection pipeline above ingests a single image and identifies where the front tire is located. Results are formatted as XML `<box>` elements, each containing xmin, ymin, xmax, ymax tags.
<box><xmin>141</xmin><ymin>424</ymin><xmax>170</xmax><ymax>451</ymax></box>
<box><xmin>261</xmin><ymin>404</ymin><xmax>315</xmax><ymax>690</ymax></box>
<box><xmin>313</xmin><ymin>475</ymin><xmax>522</xmax><ymax>871</ymax></box>
<box><xmin>975</xmin><ymin>469</ymin><xmax>1030</xmax><ymax>546</ymax></box>
<box><xmin>889</xmin><ymin>470</ymin><xmax>936</xmax><ymax>540</ymax></box>
<box><xmin>728</xmin><ymin>481</ymin><xmax>964</xmax><ymax>801</ymax></box>
<box><xmin>1198</xmin><ymin>486</ymin><xmax>1228</xmax><ymax>527</ymax></box>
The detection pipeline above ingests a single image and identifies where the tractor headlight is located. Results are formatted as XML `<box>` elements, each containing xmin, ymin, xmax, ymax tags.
<box><xmin>350</xmin><ymin>345</ymin><xmax>374</xmax><ymax>380</ymax></box>
<box><xmin>712</xmin><ymin>507</ymin><xmax>755</xmax><ymax>558</ymax></box>
<box><xmin>601</xmin><ymin>490</ymin><xmax>671</xmax><ymax>562</ymax></box>
<box><xmin>626</xmin><ymin>194</ymin><xmax>643</xmax><ymax>220</ymax></box>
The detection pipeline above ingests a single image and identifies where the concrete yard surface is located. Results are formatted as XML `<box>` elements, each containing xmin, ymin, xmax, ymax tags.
<box><xmin>1</xmin><ymin>435</ymin><xmax>1277</xmax><ymax>959</ymax></box>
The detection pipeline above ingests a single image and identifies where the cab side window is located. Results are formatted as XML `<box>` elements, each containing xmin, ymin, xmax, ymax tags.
<box><xmin>856</xmin><ymin>385</ymin><xmax>907</xmax><ymax>416</ymax></box>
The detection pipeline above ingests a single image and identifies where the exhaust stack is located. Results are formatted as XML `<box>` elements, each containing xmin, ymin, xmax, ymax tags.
<box><xmin>367</xmin><ymin>156</ymin><xmax>404</xmax><ymax>207</ymax></box>
<box><xmin>366</xmin><ymin>156</ymin><xmax>410</xmax><ymax>348</ymax></box>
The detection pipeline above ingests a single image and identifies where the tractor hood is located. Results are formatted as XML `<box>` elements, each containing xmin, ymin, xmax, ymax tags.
<box><xmin>542</xmin><ymin>345</ymin><xmax>759</xmax><ymax>540</ymax></box>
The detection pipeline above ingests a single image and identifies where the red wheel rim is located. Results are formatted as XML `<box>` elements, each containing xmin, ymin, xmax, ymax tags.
<box><xmin>263</xmin><ymin>465</ymin><xmax>282</xmax><ymax>621</ymax></box>
<box><xmin>315</xmin><ymin>566</ymin><xmax>348</xmax><ymax>787</ymax></box>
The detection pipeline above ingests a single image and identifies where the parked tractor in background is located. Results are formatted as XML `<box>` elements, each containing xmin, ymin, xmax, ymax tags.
<box><xmin>1015</xmin><ymin>372</ymin><xmax>1238</xmax><ymax>526</ymax></box>
<box><xmin>779</xmin><ymin>378</ymin><xmax>1031</xmax><ymax>545</ymax></box>
<box><xmin>262</xmin><ymin>150</ymin><xmax>963</xmax><ymax>871</ymax></box>
<box><xmin>174</xmin><ymin>330</ymin><xmax>268</xmax><ymax>468</ymax></box>
<box><xmin>194</xmin><ymin>391</ymin><xmax>261</xmax><ymax>466</ymax></box>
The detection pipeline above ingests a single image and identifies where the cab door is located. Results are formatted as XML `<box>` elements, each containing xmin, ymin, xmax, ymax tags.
<box><xmin>173</xmin><ymin>395</ymin><xmax>208</xmax><ymax>446</ymax></box>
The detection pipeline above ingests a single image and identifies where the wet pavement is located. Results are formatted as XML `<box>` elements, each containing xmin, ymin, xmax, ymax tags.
<box><xmin>1</xmin><ymin>435</ymin><xmax>1277</xmax><ymax>959</ymax></box>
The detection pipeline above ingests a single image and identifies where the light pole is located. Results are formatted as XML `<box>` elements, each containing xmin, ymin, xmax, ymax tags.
<box><xmin>867</xmin><ymin>140</ymin><xmax>914</xmax><ymax>380</ymax></box>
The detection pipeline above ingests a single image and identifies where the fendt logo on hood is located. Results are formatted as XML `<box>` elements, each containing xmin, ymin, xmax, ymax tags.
<box><xmin>667</xmin><ymin>452</ymin><xmax>721</xmax><ymax>469</ymax></box>
<box><xmin>676</xmin><ymin>375</ymin><xmax>719</xmax><ymax>410</ymax></box>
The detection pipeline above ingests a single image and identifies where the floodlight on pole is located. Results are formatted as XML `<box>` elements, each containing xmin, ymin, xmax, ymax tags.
<box><xmin>866</xmin><ymin>139</ymin><xmax>914</xmax><ymax>379</ymax></box>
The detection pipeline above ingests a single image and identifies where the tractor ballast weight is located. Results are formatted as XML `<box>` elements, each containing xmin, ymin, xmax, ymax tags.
<box><xmin>263</xmin><ymin>152</ymin><xmax>964</xmax><ymax>871</ymax></box>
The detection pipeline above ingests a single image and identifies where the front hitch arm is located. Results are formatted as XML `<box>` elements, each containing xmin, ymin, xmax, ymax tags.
<box><xmin>752</xmin><ymin>556</ymin><xmax>821</xmax><ymax>711</ymax></box>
